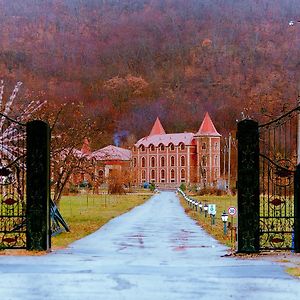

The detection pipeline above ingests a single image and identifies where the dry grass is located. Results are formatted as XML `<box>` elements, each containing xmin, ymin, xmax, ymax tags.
<box><xmin>179</xmin><ymin>194</ymin><xmax>237</xmax><ymax>248</ymax></box>
<box><xmin>286</xmin><ymin>267</ymin><xmax>300</xmax><ymax>277</ymax></box>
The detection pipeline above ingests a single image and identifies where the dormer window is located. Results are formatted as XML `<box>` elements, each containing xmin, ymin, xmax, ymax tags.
<box><xmin>159</xmin><ymin>143</ymin><xmax>165</xmax><ymax>151</ymax></box>
<box><xmin>169</xmin><ymin>143</ymin><xmax>175</xmax><ymax>151</ymax></box>
<box><xmin>179</xmin><ymin>143</ymin><xmax>185</xmax><ymax>150</ymax></box>
<box><xmin>150</xmin><ymin>144</ymin><xmax>155</xmax><ymax>151</ymax></box>
<box><xmin>140</xmin><ymin>145</ymin><xmax>145</xmax><ymax>152</ymax></box>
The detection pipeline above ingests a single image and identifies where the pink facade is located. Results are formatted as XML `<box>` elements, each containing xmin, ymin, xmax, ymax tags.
<box><xmin>132</xmin><ymin>113</ymin><xmax>221</xmax><ymax>188</ymax></box>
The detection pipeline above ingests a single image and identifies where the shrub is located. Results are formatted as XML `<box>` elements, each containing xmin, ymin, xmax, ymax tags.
<box><xmin>179</xmin><ymin>183</ymin><xmax>186</xmax><ymax>191</ymax></box>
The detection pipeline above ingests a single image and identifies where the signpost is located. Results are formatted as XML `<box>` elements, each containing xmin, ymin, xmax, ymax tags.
<box><xmin>208</xmin><ymin>204</ymin><xmax>216</xmax><ymax>225</ymax></box>
<box><xmin>228</xmin><ymin>206</ymin><xmax>237</xmax><ymax>247</ymax></box>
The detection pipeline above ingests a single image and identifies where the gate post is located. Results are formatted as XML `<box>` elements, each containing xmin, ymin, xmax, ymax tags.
<box><xmin>237</xmin><ymin>119</ymin><xmax>260</xmax><ymax>253</ymax></box>
<box><xmin>294</xmin><ymin>164</ymin><xmax>300</xmax><ymax>253</ymax></box>
<box><xmin>26</xmin><ymin>120</ymin><xmax>50</xmax><ymax>251</ymax></box>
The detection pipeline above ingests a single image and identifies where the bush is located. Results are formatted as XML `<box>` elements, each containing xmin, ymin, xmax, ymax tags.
<box><xmin>179</xmin><ymin>183</ymin><xmax>186</xmax><ymax>191</ymax></box>
<box><xmin>149</xmin><ymin>182</ymin><xmax>155</xmax><ymax>192</ymax></box>
<box><xmin>197</xmin><ymin>187</ymin><xmax>225</xmax><ymax>196</ymax></box>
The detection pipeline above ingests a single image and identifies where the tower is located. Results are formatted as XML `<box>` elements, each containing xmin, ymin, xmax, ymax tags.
<box><xmin>194</xmin><ymin>113</ymin><xmax>221</xmax><ymax>187</ymax></box>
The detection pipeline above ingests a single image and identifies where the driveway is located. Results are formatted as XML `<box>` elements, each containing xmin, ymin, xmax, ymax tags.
<box><xmin>0</xmin><ymin>191</ymin><xmax>299</xmax><ymax>299</ymax></box>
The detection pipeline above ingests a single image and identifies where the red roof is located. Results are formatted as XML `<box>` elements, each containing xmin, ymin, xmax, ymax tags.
<box><xmin>195</xmin><ymin>113</ymin><xmax>221</xmax><ymax>137</ymax></box>
<box><xmin>149</xmin><ymin>117</ymin><xmax>166</xmax><ymax>136</ymax></box>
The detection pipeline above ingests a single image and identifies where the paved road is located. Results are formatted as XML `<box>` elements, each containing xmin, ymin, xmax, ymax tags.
<box><xmin>0</xmin><ymin>192</ymin><xmax>299</xmax><ymax>300</ymax></box>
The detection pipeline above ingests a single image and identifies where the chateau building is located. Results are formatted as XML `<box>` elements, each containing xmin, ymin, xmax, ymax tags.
<box><xmin>132</xmin><ymin>113</ymin><xmax>221</xmax><ymax>188</ymax></box>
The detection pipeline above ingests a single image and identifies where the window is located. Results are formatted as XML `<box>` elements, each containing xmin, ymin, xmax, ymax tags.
<box><xmin>151</xmin><ymin>156</ymin><xmax>156</xmax><ymax>167</ymax></box>
<box><xmin>161</xmin><ymin>169</ymin><xmax>165</xmax><ymax>182</ymax></box>
<box><xmin>202</xmin><ymin>156</ymin><xmax>207</xmax><ymax>167</ymax></box>
<box><xmin>214</xmin><ymin>155</ymin><xmax>218</xmax><ymax>166</ymax></box>
<box><xmin>142</xmin><ymin>170</ymin><xmax>146</xmax><ymax>180</ymax></box>
<box><xmin>160</xmin><ymin>156</ymin><xmax>165</xmax><ymax>167</ymax></box>
<box><xmin>202</xmin><ymin>169</ymin><xmax>207</xmax><ymax>178</ymax></box>
<box><xmin>141</xmin><ymin>157</ymin><xmax>146</xmax><ymax>167</ymax></box>
<box><xmin>180</xmin><ymin>155</ymin><xmax>185</xmax><ymax>166</ymax></box>
<box><xmin>170</xmin><ymin>156</ymin><xmax>175</xmax><ymax>166</ymax></box>
<box><xmin>98</xmin><ymin>170</ymin><xmax>104</xmax><ymax>182</ymax></box>
<box><xmin>170</xmin><ymin>169</ymin><xmax>175</xmax><ymax>182</ymax></box>
<box><xmin>140</xmin><ymin>145</ymin><xmax>145</xmax><ymax>152</ymax></box>
<box><xmin>214</xmin><ymin>168</ymin><xmax>218</xmax><ymax>179</ymax></box>
<box><xmin>151</xmin><ymin>169</ymin><xmax>156</xmax><ymax>181</ymax></box>
<box><xmin>133</xmin><ymin>157</ymin><xmax>137</xmax><ymax>167</ymax></box>
<box><xmin>159</xmin><ymin>144</ymin><xmax>165</xmax><ymax>151</ymax></box>
<box><xmin>179</xmin><ymin>143</ymin><xmax>185</xmax><ymax>150</ymax></box>
<box><xmin>181</xmin><ymin>169</ymin><xmax>186</xmax><ymax>182</ymax></box>
<box><xmin>169</xmin><ymin>143</ymin><xmax>175</xmax><ymax>151</ymax></box>
<box><xmin>202</xmin><ymin>143</ymin><xmax>206</xmax><ymax>150</ymax></box>
<box><xmin>150</xmin><ymin>144</ymin><xmax>155</xmax><ymax>151</ymax></box>
<box><xmin>214</xmin><ymin>142</ymin><xmax>218</xmax><ymax>150</ymax></box>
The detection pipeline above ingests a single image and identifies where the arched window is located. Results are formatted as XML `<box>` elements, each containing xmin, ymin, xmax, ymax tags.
<box><xmin>181</xmin><ymin>169</ymin><xmax>185</xmax><ymax>182</ymax></box>
<box><xmin>150</xmin><ymin>144</ymin><xmax>155</xmax><ymax>151</ymax></box>
<box><xmin>214</xmin><ymin>168</ymin><xmax>218</xmax><ymax>179</ymax></box>
<box><xmin>140</xmin><ymin>145</ymin><xmax>145</xmax><ymax>152</ymax></box>
<box><xmin>169</xmin><ymin>143</ymin><xmax>175</xmax><ymax>151</ymax></box>
<box><xmin>151</xmin><ymin>169</ymin><xmax>156</xmax><ymax>181</ymax></box>
<box><xmin>151</xmin><ymin>156</ymin><xmax>155</xmax><ymax>167</ymax></box>
<box><xmin>214</xmin><ymin>155</ymin><xmax>218</xmax><ymax>166</ymax></box>
<box><xmin>160</xmin><ymin>156</ymin><xmax>165</xmax><ymax>167</ymax></box>
<box><xmin>98</xmin><ymin>170</ymin><xmax>104</xmax><ymax>182</ymax></box>
<box><xmin>202</xmin><ymin>143</ymin><xmax>206</xmax><ymax>150</ymax></box>
<box><xmin>179</xmin><ymin>143</ymin><xmax>185</xmax><ymax>150</ymax></box>
<box><xmin>180</xmin><ymin>155</ymin><xmax>185</xmax><ymax>166</ymax></box>
<box><xmin>161</xmin><ymin>169</ymin><xmax>165</xmax><ymax>182</ymax></box>
<box><xmin>133</xmin><ymin>157</ymin><xmax>137</xmax><ymax>167</ymax></box>
<box><xmin>141</xmin><ymin>157</ymin><xmax>146</xmax><ymax>167</ymax></box>
<box><xmin>170</xmin><ymin>156</ymin><xmax>175</xmax><ymax>166</ymax></box>
<box><xmin>142</xmin><ymin>170</ymin><xmax>146</xmax><ymax>180</ymax></box>
<box><xmin>159</xmin><ymin>143</ymin><xmax>165</xmax><ymax>151</ymax></box>
<box><xmin>170</xmin><ymin>169</ymin><xmax>175</xmax><ymax>182</ymax></box>
<box><xmin>202</xmin><ymin>156</ymin><xmax>207</xmax><ymax>166</ymax></box>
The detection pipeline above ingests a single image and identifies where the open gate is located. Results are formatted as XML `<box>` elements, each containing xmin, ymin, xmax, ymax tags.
<box><xmin>0</xmin><ymin>114</ymin><xmax>51</xmax><ymax>250</ymax></box>
<box><xmin>0</xmin><ymin>114</ymin><xmax>27</xmax><ymax>249</ymax></box>
<box><xmin>237</xmin><ymin>106</ymin><xmax>300</xmax><ymax>253</ymax></box>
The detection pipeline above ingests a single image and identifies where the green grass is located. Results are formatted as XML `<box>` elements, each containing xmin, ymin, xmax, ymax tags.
<box><xmin>52</xmin><ymin>192</ymin><xmax>152</xmax><ymax>249</ymax></box>
<box><xmin>179</xmin><ymin>194</ymin><xmax>237</xmax><ymax>248</ymax></box>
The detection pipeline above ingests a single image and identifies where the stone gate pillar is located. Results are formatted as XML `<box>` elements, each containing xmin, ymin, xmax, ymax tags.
<box><xmin>26</xmin><ymin>120</ymin><xmax>50</xmax><ymax>251</ymax></box>
<box><xmin>237</xmin><ymin>119</ymin><xmax>260</xmax><ymax>253</ymax></box>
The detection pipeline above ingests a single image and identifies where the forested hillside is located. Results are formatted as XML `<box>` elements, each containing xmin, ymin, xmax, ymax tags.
<box><xmin>0</xmin><ymin>0</ymin><xmax>299</xmax><ymax>146</ymax></box>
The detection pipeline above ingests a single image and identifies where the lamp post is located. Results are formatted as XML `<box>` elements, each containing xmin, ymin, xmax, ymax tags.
<box><xmin>204</xmin><ymin>203</ymin><xmax>208</xmax><ymax>217</ymax></box>
<box><xmin>221</xmin><ymin>211</ymin><xmax>229</xmax><ymax>235</ymax></box>
<box><xmin>199</xmin><ymin>202</ymin><xmax>203</xmax><ymax>213</ymax></box>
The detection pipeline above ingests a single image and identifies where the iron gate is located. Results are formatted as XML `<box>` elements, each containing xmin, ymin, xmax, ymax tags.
<box><xmin>237</xmin><ymin>106</ymin><xmax>300</xmax><ymax>253</ymax></box>
<box><xmin>259</xmin><ymin>108</ymin><xmax>298</xmax><ymax>250</ymax></box>
<box><xmin>0</xmin><ymin>114</ymin><xmax>26</xmax><ymax>249</ymax></box>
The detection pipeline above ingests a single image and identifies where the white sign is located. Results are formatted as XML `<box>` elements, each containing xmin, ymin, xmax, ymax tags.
<box><xmin>228</xmin><ymin>206</ymin><xmax>237</xmax><ymax>216</ymax></box>
<box><xmin>208</xmin><ymin>204</ymin><xmax>216</xmax><ymax>215</ymax></box>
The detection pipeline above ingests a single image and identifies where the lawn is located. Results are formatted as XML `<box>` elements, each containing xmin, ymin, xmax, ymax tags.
<box><xmin>52</xmin><ymin>192</ymin><xmax>152</xmax><ymax>249</ymax></box>
<box><xmin>179</xmin><ymin>193</ymin><xmax>237</xmax><ymax>248</ymax></box>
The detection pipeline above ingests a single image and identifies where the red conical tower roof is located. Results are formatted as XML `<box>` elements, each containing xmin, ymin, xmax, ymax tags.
<box><xmin>149</xmin><ymin>117</ymin><xmax>166</xmax><ymax>136</ymax></box>
<box><xmin>195</xmin><ymin>112</ymin><xmax>221</xmax><ymax>136</ymax></box>
<box><xmin>81</xmin><ymin>137</ymin><xmax>91</xmax><ymax>154</ymax></box>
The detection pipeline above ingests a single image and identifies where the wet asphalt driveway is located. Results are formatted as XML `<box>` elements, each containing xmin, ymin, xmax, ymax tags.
<box><xmin>0</xmin><ymin>191</ymin><xmax>299</xmax><ymax>300</ymax></box>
